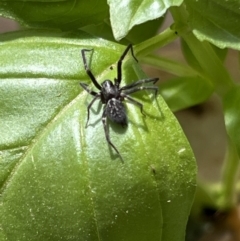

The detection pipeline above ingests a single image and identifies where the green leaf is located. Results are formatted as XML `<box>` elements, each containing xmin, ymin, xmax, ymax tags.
<box><xmin>0</xmin><ymin>30</ymin><xmax>196</xmax><ymax>241</ymax></box>
<box><xmin>0</xmin><ymin>0</ymin><xmax>108</xmax><ymax>30</ymax></box>
<box><xmin>159</xmin><ymin>76</ymin><xmax>214</xmax><ymax>112</ymax></box>
<box><xmin>108</xmin><ymin>0</ymin><xmax>183</xmax><ymax>40</ymax></box>
<box><xmin>185</xmin><ymin>0</ymin><xmax>240</xmax><ymax>50</ymax></box>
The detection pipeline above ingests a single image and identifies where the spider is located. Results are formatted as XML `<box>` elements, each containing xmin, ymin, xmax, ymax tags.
<box><xmin>80</xmin><ymin>44</ymin><xmax>159</xmax><ymax>158</ymax></box>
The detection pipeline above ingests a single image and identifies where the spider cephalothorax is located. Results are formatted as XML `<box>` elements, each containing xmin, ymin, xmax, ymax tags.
<box><xmin>80</xmin><ymin>44</ymin><xmax>158</xmax><ymax>158</ymax></box>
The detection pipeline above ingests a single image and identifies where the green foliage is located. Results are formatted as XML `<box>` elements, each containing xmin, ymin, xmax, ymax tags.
<box><xmin>0</xmin><ymin>0</ymin><xmax>240</xmax><ymax>240</ymax></box>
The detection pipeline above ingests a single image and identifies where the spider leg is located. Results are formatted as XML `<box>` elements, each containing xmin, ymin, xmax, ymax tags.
<box><xmin>80</xmin><ymin>83</ymin><xmax>101</xmax><ymax>127</ymax></box>
<box><xmin>122</xmin><ymin>86</ymin><xmax>159</xmax><ymax>97</ymax></box>
<box><xmin>85</xmin><ymin>94</ymin><xmax>101</xmax><ymax>128</ymax></box>
<box><xmin>120</xmin><ymin>77</ymin><xmax>159</xmax><ymax>90</ymax></box>
<box><xmin>80</xmin><ymin>82</ymin><xmax>98</xmax><ymax>96</ymax></box>
<box><xmin>81</xmin><ymin>49</ymin><xmax>102</xmax><ymax>90</ymax></box>
<box><xmin>102</xmin><ymin>108</ymin><xmax>122</xmax><ymax>157</ymax></box>
<box><xmin>116</xmin><ymin>44</ymin><xmax>138</xmax><ymax>88</ymax></box>
<box><xmin>122</xmin><ymin>94</ymin><xmax>146</xmax><ymax>116</ymax></box>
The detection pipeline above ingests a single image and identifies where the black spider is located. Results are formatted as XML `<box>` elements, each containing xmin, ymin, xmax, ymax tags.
<box><xmin>80</xmin><ymin>44</ymin><xmax>158</xmax><ymax>158</ymax></box>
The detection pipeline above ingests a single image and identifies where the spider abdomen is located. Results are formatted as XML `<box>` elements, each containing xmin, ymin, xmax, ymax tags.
<box><xmin>105</xmin><ymin>98</ymin><xmax>127</xmax><ymax>126</ymax></box>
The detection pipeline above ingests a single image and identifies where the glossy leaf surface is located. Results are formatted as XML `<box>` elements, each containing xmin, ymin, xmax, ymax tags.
<box><xmin>0</xmin><ymin>30</ymin><xmax>196</xmax><ymax>241</ymax></box>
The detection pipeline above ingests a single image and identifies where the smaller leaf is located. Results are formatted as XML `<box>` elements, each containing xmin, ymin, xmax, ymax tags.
<box><xmin>108</xmin><ymin>0</ymin><xmax>183</xmax><ymax>40</ymax></box>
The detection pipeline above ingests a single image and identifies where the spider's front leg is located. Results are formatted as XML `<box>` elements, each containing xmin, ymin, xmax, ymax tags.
<box><xmin>115</xmin><ymin>44</ymin><xmax>138</xmax><ymax>88</ymax></box>
<box><xmin>81</xmin><ymin>49</ymin><xmax>102</xmax><ymax>90</ymax></box>
<box><xmin>102</xmin><ymin>107</ymin><xmax>122</xmax><ymax>158</ymax></box>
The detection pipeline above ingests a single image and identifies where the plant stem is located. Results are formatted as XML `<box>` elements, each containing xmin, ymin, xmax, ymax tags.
<box><xmin>170</xmin><ymin>5</ymin><xmax>233</xmax><ymax>97</ymax></box>
<box><xmin>135</xmin><ymin>27</ymin><xmax>178</xmax><ymax>57</ymax></box>
<box><xmin>219</xmin><ymin>136</ymin><xmax>240</xmax><ymax>209</ymax></box>
<box><xmin>141</xmin><ymin>54</ymin><xmax>197</xmax><ymax>77</ymax></box>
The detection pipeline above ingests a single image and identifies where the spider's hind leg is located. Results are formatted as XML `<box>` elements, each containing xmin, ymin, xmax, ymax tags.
<box><xmin>122</xmin><ymin>94</ymin><xmax>146</xmax><ymax>116</ymax></box>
